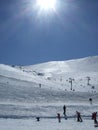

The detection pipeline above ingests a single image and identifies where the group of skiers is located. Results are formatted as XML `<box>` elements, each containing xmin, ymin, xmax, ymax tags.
<box><xmin>76</xmin><ymin>111</ymin><xmax>98</xmax><ymax>124</ymax></box>
<box><xmin>57</xmin><ymin>105</ymin><xmax>66</xmax><ymax>122</ymax></box>
<box><xmin>36</xmin><ymin>105</ymin><xmax>98</xmax><ymax>126</ymax></box>
<box><xmin>57</xmin><ymin>105</ymin><xmax>98</xmax><ymax>125</ymax></box>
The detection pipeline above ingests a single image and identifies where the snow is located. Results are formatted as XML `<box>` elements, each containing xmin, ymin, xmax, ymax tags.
<box><xmin>0</xmin><ymin>118</ymin><xmax>97</xmax><ymax>130</ymax></box>
<box><xmin>0</xmin><ymin>56</ymin><xmax>98</xmax><ymax>129</ymax></box>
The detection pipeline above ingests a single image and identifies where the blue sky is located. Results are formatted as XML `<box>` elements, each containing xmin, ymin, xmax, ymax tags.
<box><xmin>0</xmin><ymin>0</ymin><xmax>98</xmax><ymax>65</ymax></box>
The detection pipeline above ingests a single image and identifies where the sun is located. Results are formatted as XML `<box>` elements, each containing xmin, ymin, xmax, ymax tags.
<box><xmin>36</xmin><ymin>0</ymin><xmax>56</xmax><ymax>11</ymax></box>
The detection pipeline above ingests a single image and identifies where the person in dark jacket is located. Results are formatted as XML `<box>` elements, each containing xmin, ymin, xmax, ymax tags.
<box><xmin>89</xmin><ymin>98</ymin><xmax>92</xmax><ymax>105</ymax></box>
<box><xmin>63</xmin><ymin>105</ymin><xmax>66</xmax><ymax>116</ymax></box>
<box><xmin>76</xmin><ymin>111</ymin><xmax>82</xmax><ymax>122</ymax></box>
<box><xmin>36</xmin><ymin>117</ymin><xmax>40</xmax><ymax>121</ymax></box>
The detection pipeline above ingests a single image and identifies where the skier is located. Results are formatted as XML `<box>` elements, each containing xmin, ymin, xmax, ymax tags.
<box><xmin>92</xmin><ymin>112</ymin><xmax>98</xmax><ymax>124</ymax></box>
<box><xmin>63</xmin><ymin>105</ymin><xmax>66</xmax><ymax>116</ymax></box>
<box><xmin>57</xmin><ymin>113</ymin><xmax>61</xmax><ymax>123</ymax></box>
<box><xmin>36</xmin><ymin>117</ymin><xmax>40</xmax><ymax>122</ymax></box>
<box><xmin>89</xmin><ymin>98</ymin><xmax>92</xmax><ymax>105</ymax></box>
<box><xmin>76</xmin><ymin>111</ymin><xmax>82</xmax><ymax>122</ymax></box>
<box><xmin>92</xmin><ymin>112</ymin><xmax>95</xmax><ymax>119</ymax></box>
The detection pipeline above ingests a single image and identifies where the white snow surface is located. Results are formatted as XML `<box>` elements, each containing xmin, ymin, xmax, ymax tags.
<box><xmin>0</xmin><ymin>56</ymin><xmax>98</xmax><ymax>130</ymax></box>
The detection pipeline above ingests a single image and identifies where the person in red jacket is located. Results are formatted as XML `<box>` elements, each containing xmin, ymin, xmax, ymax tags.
<box><xmin>57</xmin><ymin>113</ymin><xmax>61</xmax><ymax>123</ymax></box>
<box><xmin>92</xmin><ymin>112</ymin><xmax>98</xmax><ymax>124</ymax></box>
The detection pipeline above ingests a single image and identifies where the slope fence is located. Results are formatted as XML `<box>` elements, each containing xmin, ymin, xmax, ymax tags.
<box><xmin>0</xmin><ymin>114</ymin><xmax>97</xmax><ymax>120</ymax></box>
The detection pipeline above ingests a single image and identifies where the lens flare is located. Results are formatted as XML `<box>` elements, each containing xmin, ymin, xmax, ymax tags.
<box><xmin>36</xmin><ymin>0</ymin><xmax>56</xmax><ymax>11</ymax></box>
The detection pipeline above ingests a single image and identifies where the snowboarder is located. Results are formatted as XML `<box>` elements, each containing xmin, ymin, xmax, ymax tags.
<box><xmin>57</xmin><ymin>113</ymin><xmax>61</xmax><ymax>123</ymax></box>
<box><xmin>63</xmin><ymin>105</ymin><xmax>66</xmax><ymax>116</ymax></box>
<box><xmin>76</xmin><ymin>111</ymin><xmax>82</xmax><ymax>122</ymax></box>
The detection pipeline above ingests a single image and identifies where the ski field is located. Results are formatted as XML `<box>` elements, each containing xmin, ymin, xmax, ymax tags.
<box><xmin>0</xmin><ymin>56</ymin><xmax>98</xmax><ymax>130</ymax></box>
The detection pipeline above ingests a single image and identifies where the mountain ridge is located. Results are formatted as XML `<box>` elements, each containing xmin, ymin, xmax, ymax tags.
<box><xmin>0</xmin><ymin>55</ymin><xmax>98</xmax><ymax>93</ymax></box>
<box><xmin>22</xmin><ymin>55</ymin><xmax>98</xmax><ymax>74</ymax></box>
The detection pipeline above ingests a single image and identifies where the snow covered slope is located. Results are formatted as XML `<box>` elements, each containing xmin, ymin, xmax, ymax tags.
<box><xmin>0</xmin><ymin>56</ymin><xmax>98</xmax><ymax>120</ymax></box>
<box><xmin>0</xmin><ymin>56</ymin><xmax>98</xmax><ymax>103</ymax></box>
<box><xmin>0</xmin><ymin>56</ymin><xmax>98</xmax><ymax>92</ymax></box>
<box><xmin>17</xmin><ymin>55</ymin><xmax>98</xmax><ymax>92</ymax></box>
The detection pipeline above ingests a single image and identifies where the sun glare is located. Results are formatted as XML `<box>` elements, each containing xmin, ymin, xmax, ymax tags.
<box><xmin>36</xmin><ymin>0</ymin><xmax>56</xmax><ymax>11</ymax></box>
